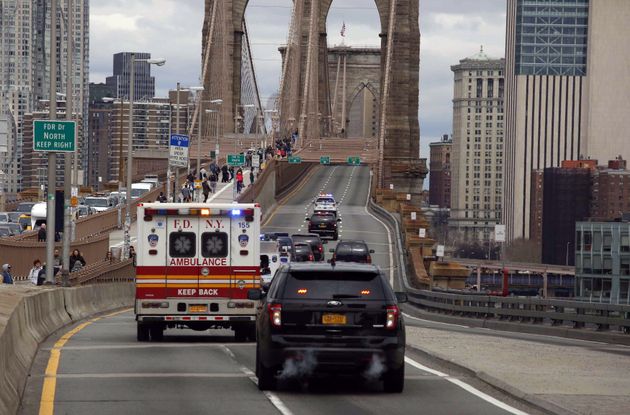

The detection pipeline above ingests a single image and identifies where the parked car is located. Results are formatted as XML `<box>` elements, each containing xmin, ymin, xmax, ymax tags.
<box><xmin>330</xmin><ymin>240</ymin><xmax>375</xmax><ymax>264</ymax></box>
<box><xmin>251</xmin><ymin>262</ymin><xmax>407</xmax><ymax>392</ymax></box>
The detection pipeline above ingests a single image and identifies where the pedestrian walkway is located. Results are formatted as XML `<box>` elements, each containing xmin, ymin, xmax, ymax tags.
<box><xmin>404</xmin><ymin>317</ymin><xmax>630</xmax><ymax>415</ymax></box>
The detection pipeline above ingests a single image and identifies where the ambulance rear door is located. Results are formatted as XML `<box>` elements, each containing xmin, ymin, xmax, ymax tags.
<box><xmin>229</xmin><ymin>208</ymin><xmax>260</xmax><ymax>299</ymax></box>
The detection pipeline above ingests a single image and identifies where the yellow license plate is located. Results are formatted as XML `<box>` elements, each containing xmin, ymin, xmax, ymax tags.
<box><xmin>319</xmin><ymin>224</ymin><xmax>327</xmax><ymax>228</ymax></box>
<box><xmin>322</xmin><ymin>313</ymin><xmax>346</xmax><ymax>325</ymax></box>
<box><xmin>189</xmin><ymin>305</ymin><xmax>208</xmax><ymax>313</ymax></box>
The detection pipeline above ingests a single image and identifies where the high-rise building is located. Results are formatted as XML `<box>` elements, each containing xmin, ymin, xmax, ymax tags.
<box><xmin>449</xmin><ymin>49</ymin><xmax>505</xmax><ymax>241</ymax></box>
<box><xmin>106</xmin><ymin>52</ymin><xmax>156</xmax><ymax>100</ymax></box>
<box><xmin>429</xmin><ymin>135</ymin><xmax>452</xmax><ymax>208</ymax></box>
<box><xmin>0</xmin><ymin>0</ymin><xmax>89</xmax><ymax>193</ymax></box>
<box><xmin>503</xmin><ymin>0</ymin><xmax>630</xmax><ymax>241</ymax></box>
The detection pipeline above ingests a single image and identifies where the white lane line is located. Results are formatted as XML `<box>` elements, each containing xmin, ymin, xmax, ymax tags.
<box><xmin>404</xmin><ymin>357</ymin><xmax>529</xmax><ymax>415</ymax></box>
<box><xmin>402</xmin><ymin>312</ymin><xmax>470</xmax><ymax>329</ymax></box>
<box><xmin>222</xmin><ymin>345</ymin><xmax>294</xmax><ymax>415</ymax></box>
<box><xmin>54</xmin><ymin>373</ymin><xmax>250</xmax><ymax>379</ymax></box>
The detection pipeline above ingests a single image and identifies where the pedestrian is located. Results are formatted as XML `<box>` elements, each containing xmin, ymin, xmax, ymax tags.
<box><xmin>229</xmin><ymin>166</ymin><xmax>235</xmax><ymax>181</ymax></box>
<box><xmin>2</xmin><ymin>264</ymin><xmax>13</xmax><ymax>284</ymax></box>
<box><xmin>157</xmin><ymin>192</ymin><xmax>167</xmax><ymax>203</ymax></box>
<box><xmin>28</xmin><ymin>260</ymin><xmax>43</xmax><ymax>285</ymax></box>
<box><xmin>202</xmin><ymin>179</ymin><xmax>211</xmax><ymax>203</ymax></box>
<box><xmin>249</xmin><ymin>170</ymin><xmax>255</xmax><ymax>186</ymax></box>
<box><xmin>37</xmin><ymin>223</ymin><xmax>46</xmax><ymax>242</ymax></box>
<box><xmin>236</xmin><ymin>169</ymin><xmax>244</xmax><ymax>194</ymax></box>
<box><xmin>209</xmin><ymin>172</ymin><xmax>218</xmax><ymax>194</ymax></box>
<box><xmin>69</xmin><ymin>249</ymin><xmax>86</xmax><ymax>272</ymax></box>
<box><xmin>53</xmin><ymin>249</ymin><xmax>61</xmax><ymax>275</ymax></box>
<box><xmin>200</xmin><ymin>167</ymin><xmax>207</xmax><ymax>180</ymax></box>
<box><xmin>129</xmin><ymin>246</ymin><xmax>137</xmax><ymax>266</ymax></box>
<box><xmin>36</xmin><ymin>264</ymin><xmax>47</xmax><ymax>286</ymax></box>
<box><xmin>105</xmin><ymin>250</ymin><xmax>114</xmax><ymax>263</ymax></box>
<box><xmin>181</xmin><ymin>185</ymin><xmax>191</xmax><ymax>203</ymax></box>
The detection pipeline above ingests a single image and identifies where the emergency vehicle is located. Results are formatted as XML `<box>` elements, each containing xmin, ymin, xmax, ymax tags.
<box><xmin>313</xmin><ymin>193</ymin><xmax>337</xmax><ymax>217</ymax></box>
<box><xmin>135</xmin><ymin>203</ymin><xmax>261</xmax><ymax>342</ymax></box>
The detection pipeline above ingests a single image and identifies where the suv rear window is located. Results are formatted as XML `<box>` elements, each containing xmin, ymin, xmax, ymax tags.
<box><xmin>336</xmin><ymin>243</ymin><xmax>368</xmax><ymax>261</ymax></box>
<box><xmin>282</xmin><ymin>271</ymin><xmax>387</xmax><ymax>300</ymax></box>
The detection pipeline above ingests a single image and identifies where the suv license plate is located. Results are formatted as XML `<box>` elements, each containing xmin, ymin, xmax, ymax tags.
<box><xmin>319</xmin><ymin>224</ymin><xmax>327</xmax><ymax>228</ymax></box>
<box><xmin>322</xmin><ymin>313</ymin><xmax>346</xmax><ymax>325</ymax></box>
<box><xmin>189</xmin><ymin>305</ymin><xmax>208</xmax><ymax>313</ymax></box>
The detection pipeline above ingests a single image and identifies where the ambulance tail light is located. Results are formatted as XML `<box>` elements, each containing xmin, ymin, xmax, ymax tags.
<box><xmin>142</xmin><ymin>302</ymin><xmax>169</xmax><ymax>309</ymax></box>
<box><xmin>268</xmin><ymin>303</ymin><xmax>282</xmax><ymax>327</ymax></box>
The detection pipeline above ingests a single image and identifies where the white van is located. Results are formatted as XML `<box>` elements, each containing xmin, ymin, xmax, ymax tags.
<box><xmin>260</xmin><ymin>240</ymin><xmax>284</xmax><ymax>284</ymax></box>
<box><xmin>141</xmin><ymin>174</ymin><xmax>160</xmax><ymax>188</ymax></box>
<box><xmin>131</xmin><ymin>183</ymin><xmax>153</xmax><ymax>199</ymax></box>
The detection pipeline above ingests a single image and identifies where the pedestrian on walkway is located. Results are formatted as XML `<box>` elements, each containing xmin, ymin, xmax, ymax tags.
<box><xmin>69</xmin><ymin>249</ymin><xmax>86</xmax><ymax>272</ymax></box>
<box><xmin>250</xmin><ymin>170</ymin><xmax>255</xmax><ymax>186</ymax></box>
<box><xmin>181</xmin><ymin>185</ymin><xmax>191</xmax><ymax>203</ymax></box>
<box><xmin>129</xmin><ymin>246</ymin><xmax>137</xmax><ymax>266</ymax></box>
<box><xmin>53</xmin><ymin>249</ymin><xmax>61</xmax><ymax>276</ymax></box>
<box><xmin>105</xmin><ymin>250</ymin><xmax>114</xmax><ymax>263</ymax></box>
<box><xmin>28</xmin><ymin>260</ymin><xmax>43</xmax><ymax>285</ymax></box>
<box><xmin>236</xmin><ymin>169</ymin><xmax>244</xmax><ymax>194</ymax></box>
<box><xmin>157</xmin><ymin>192</ymin><xmax>167</xmax><ymax>203</ymax></box>
<box><xmin>209</xmin><ymin>172</ymin><xmax>218</xmax><ymax>194</ymax></box>
<box><xmin>202</xmin><ymin>179</ymin><xmax>211</xmax><ymax>203</ymax></box>
<box><xmin>37</xmin><ymin>223</ymin><xmax>46</xmax><ymax>242</ymax></box>
<box><xmin>2</xmin><ymin>264</ymin><xmax>14</xmax><ymax>284</ymax></box>
<box><xmin>221</xmin><ymin>165</ymin><xmax>229</xmax><ymax>183</ymax></box>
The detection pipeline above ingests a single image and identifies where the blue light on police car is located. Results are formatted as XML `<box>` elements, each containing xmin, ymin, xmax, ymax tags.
<box><xmin>231</xmin><ymin>209</ymin><xmax>242</xmax><ymax>216</ymax></box>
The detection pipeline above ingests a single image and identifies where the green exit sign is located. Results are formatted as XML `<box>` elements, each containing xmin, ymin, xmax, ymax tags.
<box><xmin>347</xmin><ymin>156</ymin><xmax>361</xmax><ymax>165</ymax></box>
<box><xmin>227</xmin><ymin>154</ymin><xmax>245</xmax><ymax>166</ymax></box>
<box><xmin>320</xmin><ymin>156</ymin><xmax>331</xmax><ymax>165</ymax></box>
<box><xmin>33</xmin><ymin>120</ymin><xmax>76</xmax><ymax>152</ymax></box>
<box><xmin>288</xmin><ymin>156</ymin><xmax>302</xmax><ymax>164</ymax></box>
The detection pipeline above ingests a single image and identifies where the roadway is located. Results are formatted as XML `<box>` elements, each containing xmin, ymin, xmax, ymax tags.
<box><xmin>20</xmin><ymin>166</ymin><xmax>538</xmax><ymax>415</ymax></box>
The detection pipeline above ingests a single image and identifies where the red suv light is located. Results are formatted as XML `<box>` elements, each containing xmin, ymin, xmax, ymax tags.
<box><xmin>366</xmin><ymin>255</ymin><xmax>372</xmax><ymax>264</ymax></box>
<box><xmin>318</xmin><ymin>245</ymin><xmax>323</xmax><ymax>253</ymax></box>
<box><xmin>308</xmin><ymin>254</ymin><xmax>314</xmax><ymax>261</ymax></box>
<box><xmin>386</xmin><ymin>305</ymin><xmax>399</xmax><ymax>330</ymax></box>
<box><xmin>268</xmin><ymin>303</ymin><xmax>282</xmax><ymax>327</ymax></box>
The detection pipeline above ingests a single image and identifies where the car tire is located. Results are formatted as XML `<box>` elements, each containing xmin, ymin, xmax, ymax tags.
<box><xmin>333</xmin><ymin>233</ymin><xmax>338</xmax><ymax>241</ymax></box>
<box><xmin>383</xmin><ymin>365</ymin><xmax>405</xmax><ymax>393</ymax></box>
<box><xmin>149</xmin><ymin>326</ymin><xmax>164</xmax><ymax>342</ymax></box>
<box><xmin>256</xmin><ymin>347</ymin><xmax>277</xmax><ymax>391</ymax></box>
<box><xmin>137</xmin><ymin>323</ymin><xmax>150</xmax><ymax>342</ymax></box>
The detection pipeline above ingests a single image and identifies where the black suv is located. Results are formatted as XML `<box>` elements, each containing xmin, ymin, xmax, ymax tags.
<box><xmin>291</xmin><ymin>243</ymin><xmax>314</xmax><ymax>262</ymax></box>
<box><xmin>331</xmin><ymin>240</ymin><xmax>375</xmax><ymax>263</ymax></box>
<box><xmin>250</xmin><ymin>263</ymin><xmax>407</xmax><ymax>392</ymax></box>
<box><xmin>306</xmin><ymin>213</ymin><xmax>341</xmax><ymax>240</ymax></box>
<box><xmin>291</xmin><ymin>234</ymin><xmax>326</xmax><ymax>261</ymax></box>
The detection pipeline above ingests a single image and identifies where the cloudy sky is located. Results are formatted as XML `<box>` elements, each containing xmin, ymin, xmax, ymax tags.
<box><xmin>90</xmin><ymin>0</ymin><xmax>506</xmax><ymax>159</ymax></box>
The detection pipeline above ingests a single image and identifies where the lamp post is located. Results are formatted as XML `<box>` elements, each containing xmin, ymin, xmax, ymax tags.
<box><xmin>264</xmin><ymin>109</ymin><xmax>278</xmax><ymax>149</ymax></box>
<box><xmin>196</xmin><ymin>99</ymin><xmax>222</xmax><ymax>175</ymax></box>
<box><xmin>125</xmin><ymin>54</ymin><xmax>166</xmax><ymax>259</ymax></box>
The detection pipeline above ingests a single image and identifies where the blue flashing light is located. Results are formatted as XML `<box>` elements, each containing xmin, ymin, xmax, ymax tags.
<box><xmin>231</xmin><ymin>209</ymin><xmax>242</xmax><ymax>216</ymax></box>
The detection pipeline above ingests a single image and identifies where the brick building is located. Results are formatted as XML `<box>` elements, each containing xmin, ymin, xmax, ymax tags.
<box><xmin>429</xmin><ymin>135</ymin><xmax>452</xmax><ymax>208</ymax></box>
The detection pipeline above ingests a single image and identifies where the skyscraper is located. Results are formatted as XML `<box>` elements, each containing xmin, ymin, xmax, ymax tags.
<box><xmin>0</xmin><ymin>0</ymin><xmax>89</xmax><ymax>192</ymax></box>
<box><xmin>503</xmin><ymin>0</ymin><xmax>630</xmax><ymax>241</ymax></box>
<box><xmin>429</xmin><ymin>135</ymin><xmax>452</xmax><ymax>209</ymax></box>
<box><xmin>106</xmin><ymin>52</ymin><xmax>157</xmax><ymax>100</ymax></box>
<box><xmin>449</xmin><ymin>49</ymin><xmax>505</xmax><ymax>241</ymax></box>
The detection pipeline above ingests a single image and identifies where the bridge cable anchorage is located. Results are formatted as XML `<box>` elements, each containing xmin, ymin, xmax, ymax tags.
<box><xmin>378</xmin><ymin>0</ymin><xmax>398</xmax><ymax>187</ymax></box>
<box><xmin>298</xmin><ymin>0</ymin><xmax>320</xmax><ymax>146</ymax></box>
<box><xmin>242</xmin><ymin>19</ymin><xmax>267</xmax><ymax>136</ymax></box>
<box><xmin>278</xmin><ymin>0</ymin><xmax>304</xmax><ymax>136</ymax></box>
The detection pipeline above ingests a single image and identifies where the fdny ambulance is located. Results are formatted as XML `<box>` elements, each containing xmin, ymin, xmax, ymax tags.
<box><xmin>135</xmin><ymin>203</ymin><xmax>261</xmax><ymax>342</ymax></box>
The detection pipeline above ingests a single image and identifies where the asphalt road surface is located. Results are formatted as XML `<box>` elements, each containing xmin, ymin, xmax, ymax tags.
<box><xmin>20</xmin><ymin>166</ymin><xmax>537</xmax><ymax>415</ymax></box>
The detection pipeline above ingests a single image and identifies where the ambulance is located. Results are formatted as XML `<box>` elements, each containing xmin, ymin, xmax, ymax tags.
<box><xmin>135</xmin><ymin>203</ymin><xmax>262</xmax><ymax>342</ymax></box>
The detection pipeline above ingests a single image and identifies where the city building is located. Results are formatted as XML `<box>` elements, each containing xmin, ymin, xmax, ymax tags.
<box><xmin>106</xmin><ymin>52</ymin><xmax>156</xmax><ymax>100</ymax></box>
<box><xmin>87</xmin><ymin>101</ymin><xmax>113</xmax><ymax>191</ymax></box>
<box><xmin>575</xmin><ymin>218</ymin><xmax>630</xmax><ymax>304</ymax></box>
<box><xmin>0</xmin><ymin>0</ymin><xmax>89</xmax><ymax>193</ymax></box>
<box><xmin>429</xmin><ymin>135</ymin><xmax>452</xmax><ymax>208</ymax></box>
<box><xmin>540</xmin><ymin>163</ymin><xmax>593</xmax><ymax>266</ymax></box>
<box><xmin>449</xmin><ymin>48</ymin><xmax>505</xmax><ymax>242</ymax></box>
<box><xmin>504</xmin><ymin>0</ymin><xmax>630</xmax><ymax>241</ymax></box>
<box><xmin>591</xmin><ymin>158</ymin><xmax>630</xmax><ymax>221</ymax></box>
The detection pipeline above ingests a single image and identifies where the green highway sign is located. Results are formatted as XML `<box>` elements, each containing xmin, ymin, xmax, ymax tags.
<box><xmin>33</xmin><ymin>120</ymin><xmax>76</xmax><ymax>152</ymax></box>
<box><xmin>227</xmin><ymin>153</ymin><xmax>245</xmax><ymax>166</ymax></box>
<box><xmin>347</xmin><ymin>156</ymin><xmax>361</xmax><ymax>166</ymax></box>
<box><xmin>288</xmin><ymin>156</ymin><xmax>302</xmax><ymax>164</ymax></box>
<box><xmin>320</xmin><ymin>156</ymin><xmax>331</xmax><ymax>165</ymax></box>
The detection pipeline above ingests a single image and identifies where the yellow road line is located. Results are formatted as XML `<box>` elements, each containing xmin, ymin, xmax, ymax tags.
<box><xmin>39</xmin><ymin>308</ymin><xmax>132</xmax><ymax>415</ymax></box>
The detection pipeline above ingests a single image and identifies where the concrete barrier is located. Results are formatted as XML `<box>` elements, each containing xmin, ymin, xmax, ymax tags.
<box><xmin>0</xmin><ymin>283</ymin><xmax>134</xmax><ymax>415</ymax></box>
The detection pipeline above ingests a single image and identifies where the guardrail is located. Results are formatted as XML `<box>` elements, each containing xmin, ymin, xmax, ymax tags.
<box><xmin>366</xmin><ymin>192</ymin><xmax>630</xmax><ymax>337</ymax></box>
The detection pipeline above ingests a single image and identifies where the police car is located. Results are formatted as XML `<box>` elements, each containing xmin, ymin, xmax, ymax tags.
<box><xmin>313</xmin><ymin>193</ymin><xmax>337</xmax><ymax>217</ymax></box>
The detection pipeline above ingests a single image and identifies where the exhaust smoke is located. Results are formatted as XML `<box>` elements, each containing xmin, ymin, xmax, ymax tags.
<box><xmin>363</xmin><ymin>354</ymin><xmax>385</xmax><ymax>380</ymax></box>
<box><xmin>279</xmin><ymin>350</ymin><xmax>317</xmax><ymax>380</ymax></box>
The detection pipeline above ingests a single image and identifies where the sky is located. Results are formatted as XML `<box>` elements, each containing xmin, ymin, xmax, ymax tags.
<box><xmin>90</xmin><ymin>0</ymin><xmax>506</xmax><ymax>161</ymax></box>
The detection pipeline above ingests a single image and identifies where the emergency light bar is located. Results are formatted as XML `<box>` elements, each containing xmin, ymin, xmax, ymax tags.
<box><xmin>144</xmin><ymin>207</ymin><xmax>256</xmax><ymax>222</ymax></box>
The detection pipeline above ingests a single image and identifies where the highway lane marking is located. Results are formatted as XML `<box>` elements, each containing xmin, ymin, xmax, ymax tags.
<box><xmin>404</xmin><ymin>357</ymin><xmax>529</xmax><ymax>415</ymax></box>
<box><xmin>41</xmin><ymin>343</ymin><xmax>252</xmax><ymax>351</ymax></box>
<box><xmin>52</xmin><ymin>373</ymin><xmax>250</xmax><ymax>379</ymax></box>
<box><xmin>222</xmin><ymin>345</ymin><xmax>294</xmax><ymax>415</ymax></box>
<box><xmin>38</xmin><ymin>308</ymin><xmax>132</xmax><ymax>415</ymax></box>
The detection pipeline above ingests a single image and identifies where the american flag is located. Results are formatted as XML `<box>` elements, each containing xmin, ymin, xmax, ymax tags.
<box><xmin>340</xmin><ymin>22</ymin><xmax>346</xmax><ymax>37</ymax></box>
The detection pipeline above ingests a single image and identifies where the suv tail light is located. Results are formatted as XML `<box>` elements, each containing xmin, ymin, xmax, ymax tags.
<box><xmin>386</xmin><ymin>305</ymin><xmax>399</xmax><ymax>330</ymax></box>
<box><xmin>318</xmin><ymin>245</ymin><xmax>323</xmax><ymax>253</ymax></box>
<box><xmin>366</xmin><ymin>254</ymin><xmax>372</xmax><ymax>264</ymax></box>
<box><xmin>268</xmin><ymin>303</ymin><xmax>282</xmax><ymax>327</ymax></box>
<box><xmin>308</xmin><ymin>253</ymin><xmax>314</xmax><ymax>261</ymax></box>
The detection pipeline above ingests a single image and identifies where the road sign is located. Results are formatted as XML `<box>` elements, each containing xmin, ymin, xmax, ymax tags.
<box><xmin>210</xmin><ymin>150</ymin><xmax>217</xmax><ymax>160</ymax></box>
<box><xmin>494</xmin><ymin>224</ymin><xmax>506</xmax><ymax>242</ymax></box>
<box><xmin>320</xmin><ymin>156</ymin><xmax>331</xmax><ymax>165</ymax></box>
<box><xmin>33</xmin><ymin>120</ymin><xmax>76</xmax><ymax>152</ymax></box>
<box><xmin>227</xmin><ymin>154</ymin><xmax>245</xmax><ymax>166</ymax></box>
<box><xmin>411</xmin><ymin>212</ymin><xmax>417</xmax><ymax>221</ymax></box>
<box><xmin>194</xmin><ymin>180</ymin><xmax>202</xmax><ymax>189</ymax></box>
<box><xmin>252</xmin><ymin>156</ymin><xmax>260</xmax><ymax>168</ymax></box>
<box><xmin>70</xmin><ymin>196</ymin><xmax>78</xmax><ymax>207</ymax></box>
<box><xmin>347</xmin><ymin>156</ymin><xmax>361</xmax><ymax>166</ymax></box>
<box><xmin>169</xmin><ymin>134</ymin><xmax>190</xmax><ymax>168</ymax></box>
<box><xmin>288</xmin><ymin>156</ymin><xmax>302</xmax><ymax>164</ymax></box>
<box><xmin>419</xmin><ymin>228</ymin><xmax>426</xmax><ymax>238</ymax></box>
<box><xmin>436</xmin><ymin>245</ymin><xmax>445</xmax><ymax>257</ymax></box>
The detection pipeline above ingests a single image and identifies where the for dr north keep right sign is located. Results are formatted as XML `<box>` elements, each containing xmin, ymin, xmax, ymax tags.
<box><xmin>33</xmin><ymin>120</ymin><xmax>76</xmax><ymax>152</ymax></box>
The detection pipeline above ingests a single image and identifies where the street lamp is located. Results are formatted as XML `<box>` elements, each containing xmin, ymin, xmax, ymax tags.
<box><xmin>125</xmin><ymin>54</ymin><xmax>166</xmax><ymax>259</ymax></box>
<box><xmin>180</xmin><ymin>86</ymin><xmax>204</xmax><ymax>173</ymax></box>
<box><xmin>197</xmin><ymin>99</ymin><xmax>222</xmax><ymax>177</ymax></box>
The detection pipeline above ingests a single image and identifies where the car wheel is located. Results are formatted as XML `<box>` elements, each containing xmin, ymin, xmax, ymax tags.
<box><xmin>137</xmin><ymin>323</ymin><xmax>150</xmax><ymax>342</ymax></box>
<box><xmin>149</xmin><ymin>326</ymin><xmax>164</xmax><ymax>342</ymax></box>
<box><xmin>383</xmin><ymin>365</ymin><xmax>404</xmax><ymax>393</ymax></box>
<box><xmin>333</xmin><ymin>233</ymin><xmax>338</xmax><ymax>241</ymax></box>
<box><xmin>256</xmin><ymin>347</ymin><xmax>277</xmax><ymax>391</ymax></box>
